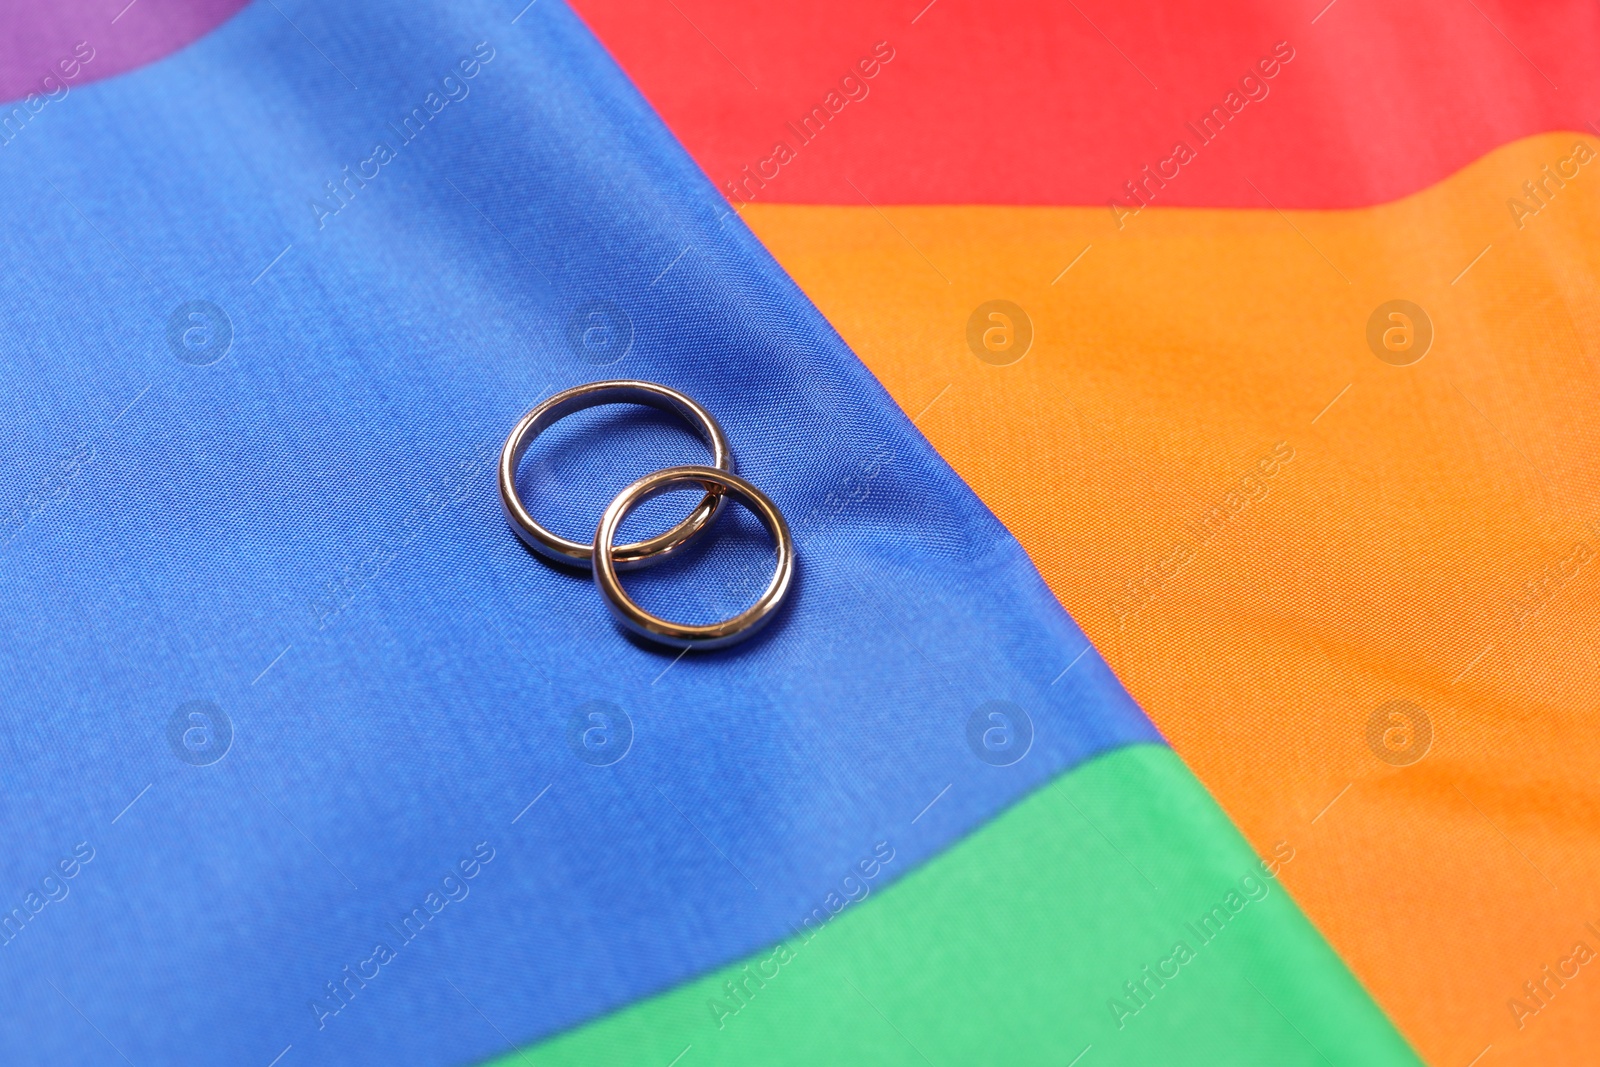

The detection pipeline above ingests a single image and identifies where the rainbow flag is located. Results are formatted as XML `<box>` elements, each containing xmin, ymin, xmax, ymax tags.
<box><xmin>1</xmin><ymin>1</ymin><xmax>1595</xmax><ymax>1064</ymax></box>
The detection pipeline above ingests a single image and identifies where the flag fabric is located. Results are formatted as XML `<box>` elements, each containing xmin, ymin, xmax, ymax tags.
<box><xmin>0</xmin><ymin>1</ymin><xmax>1592</xmax><ymax>1065</ymax></box>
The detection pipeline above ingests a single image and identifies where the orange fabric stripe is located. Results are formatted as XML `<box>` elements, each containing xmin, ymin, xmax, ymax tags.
<box><xmin>743</xmin><ymin>130</ymin><xmax>1600</xmax><ymax>1066</ymax></box>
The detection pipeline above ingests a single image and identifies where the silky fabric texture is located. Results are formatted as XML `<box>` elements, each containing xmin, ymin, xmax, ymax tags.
<box><xmin>739</xmin><ymin>136</ymin><xmax>1600</xmax><ymax>1067</ymax></box>
<box><xmin>516</xmin><ymin>746</ymin><xmax>1422</xmax><ymax>1066</ymax></box>
<box><xmin>0</xmin><ymin>0</ymin><xmax>249</xmax><ymax>101</ymax></box>
<box><xmin>570</xmin><ymin>1</ymin><xmax>1600</xmax><ymax>1061</ymax></box>
<box><xmin>570</xmin><ymin>0</ymin><xmax>1600</xmax><ymax>207</ymax></box>
<box><xmin>0</xmin><ymin>1</ymin><xmax>1157</xmax><ymax>1064</ymax></box>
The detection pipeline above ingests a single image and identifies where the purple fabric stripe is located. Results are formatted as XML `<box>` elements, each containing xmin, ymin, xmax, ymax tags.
<box><xmin>0</xmin><ymin>0</ymin><xmax>248</xmax><ymax>104</ymax></box>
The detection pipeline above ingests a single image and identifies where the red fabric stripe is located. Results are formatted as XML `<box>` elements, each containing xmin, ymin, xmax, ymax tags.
<box><xmin>572</xmin><ymin>0</ymin><xmax>1599</xmax><ymax>207</ymax></box>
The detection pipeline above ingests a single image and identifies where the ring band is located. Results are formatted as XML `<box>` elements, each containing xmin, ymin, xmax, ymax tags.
<box><xmin>593</xmin><ymin>466</ymin><xmax>794</xmax><ymax>650</ymax></box>
<box><xmin>499</xmin><ymin>381</ymin><xmax>732</xmax><ymax>569</ymax></box>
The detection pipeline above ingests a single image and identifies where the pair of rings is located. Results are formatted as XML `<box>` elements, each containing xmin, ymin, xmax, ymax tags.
<box><xmin>498</xmin><ymin>380</ymin><xmax>795</xmax><ymax>650</ymax></box>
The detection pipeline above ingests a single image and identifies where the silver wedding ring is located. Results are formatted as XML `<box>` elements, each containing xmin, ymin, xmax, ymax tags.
<box><xmin>594</xmin><ymin>467</ymin><xmax>794</xmax><ymax>650</ymax></box>
<box><xmin>499</xmin><ymin>380</ymin><xmax>794</xmax><ymax>649</ymax></box>
<box><xmin>499</xmin><ymin>380</ymin><xmax>731</xmax><ymax>570</ymax></box>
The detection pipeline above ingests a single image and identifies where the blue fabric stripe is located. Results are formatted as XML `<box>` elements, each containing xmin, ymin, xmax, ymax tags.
<box><xmin>0</xmin><ymin>1</ymin><xmax>1160</xmax><ymax>1063</ymax></box>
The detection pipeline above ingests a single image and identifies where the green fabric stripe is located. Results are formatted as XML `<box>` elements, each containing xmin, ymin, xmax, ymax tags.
<box><xmin>499</xmin><ymin>745</ymin><xmax>1419</xmax><ymax>1066</ymax></box>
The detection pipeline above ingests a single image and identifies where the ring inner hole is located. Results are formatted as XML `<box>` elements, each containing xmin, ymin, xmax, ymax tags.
<box><xmin>615</xmin><ymin>494</ymin><xmax>778</xmax><ymax>627</ymax></box>
<box><xmin>517</xmin><ymin>404</ymin><xmax>714</xmax><ymax>546</ymax></box>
